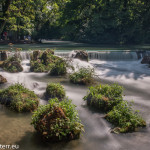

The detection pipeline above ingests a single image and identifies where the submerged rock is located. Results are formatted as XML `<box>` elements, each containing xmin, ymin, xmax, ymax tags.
<box><xmin>0</xmin><ymin>75</ymin><xmax>7</xmax><ymax>84</ymax></box>
<box><xmin>141</xmin><ymin>56</ymin><xmax>150</xmax><ymax>64</ymax></box>
<box><xmin>71</xmin><ymin>50</ymin><xmax>88</xmax><ymax>61</ymax></box>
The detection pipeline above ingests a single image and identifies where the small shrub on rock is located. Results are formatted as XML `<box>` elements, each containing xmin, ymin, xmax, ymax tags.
<box><xmin>2</xmin><ymin>56</ymin><xmax>23</xmax><ymax>73</ymax></box>
<box><xmin>69</xmin><ymin>67</ymin><xmax>94</xmax><ymax>85</ymax></box>
<box><xmin>45</xmin><ymin>83</ymin><xmax>65</xmax><ymax>100</ymax></box>
<box><xmin>50</xmin><ymin>58</ymin><xmax>67</xmax><ymax>76</ymax></box>
<box><xmin>31</xmin><ymin>98</ymin><xmax>84</xmax><ymax>142</ymax></box>
<box><xmin>83</xmin><ymin>83</ymin><xmax>123</xmax><ymax>112</ymax></box>
<box><xmin>105</xmin><ymin>101</ymin><xmax>146</xmax><ymax>133</ymax></box>
<box><xmin>30</xmin><ymin>50</ymin><xmax>59</xmax><ymax>72</ymax></box>
<box><xmin>0</xmin><ymin>84</ymin><xmax>39</xmax><ymax>112</ymax></box>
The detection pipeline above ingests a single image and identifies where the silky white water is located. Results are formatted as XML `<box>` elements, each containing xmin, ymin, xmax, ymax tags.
<box><xmin>0</xmin><ymin>50</ymin><xmax>150</xmax><ymax>150</ymax></box>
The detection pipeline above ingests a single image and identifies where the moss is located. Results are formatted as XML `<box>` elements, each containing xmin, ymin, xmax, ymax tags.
<box><xmin>50</xmin><ymin>58</ymin><xmax>67</xmax><ymax>76</ymax></box>
<box><xmin>0</xmin><ymin>75</ymin><xmax>7</xmax><ymax>84</ymax></box>
<box><xmin>0</xmin><ymin>84</ymin><xmax>39</xmax><ymax>112</ymax></box>
<box><xmin>45</xmin><ymin>83</ymin><xmax>65</xmax><ymax>100</ymax></box>
<box><xmin>2</xmin><ymin>56</ymin><xmax>23</xmax><ymax>73</ymax></box>
<box><xmin>105</xmin><ymin>101</ymin><xmax>146</xmax><ymax>133</ymax></box>
<box><xmin>83</xmin><ymin>83</ymin><xmax>123</xmax><ymax>112</ymax></box>
<box><xmin>30</xmin><ymin>49</ymin><xmax>60</xmax><ymax>72</ymax></box>
<box><xmin>31</xmin><ymin>98</ymin><xmax>84</xmax><ymax>142</ymax></box>
<box><xmin>69</xmin><ymin>67</ymin><xmax>94</xmax><ymax>85</ymax></box>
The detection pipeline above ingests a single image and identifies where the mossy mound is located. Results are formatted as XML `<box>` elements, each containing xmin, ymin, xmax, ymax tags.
<box><xmin>49</xmin><ymin>58</ymin><xmax>67</xmax><ymax>76</ymax></box>
<box><xmin>2</xmin><ymin>56</ymin><xmax>23</xmax><ymax>73</ymax></box>
<box><xmin>45</xmin><ymin>83</ymin><xmax>65</xmax><ymax>100</ymax></box>
<box><xmin>0</xmin><ymin>75</ymin><xmax>7</xmax><ymax>84</ymax></box>
<box><xmin>0</xmin><ymin>84</ymin><xmax>39</xmax><ymax>112</ymax></box>
<box><xmin>30</xmin><ymin>50</ymin><xmax>62</xmax><ymax>72</ymax></box>
<box><xmin>83</xmin><ymin>83</ymin><xmax>123</xmax><ymax>112</ymax></box>
<box><xmin>105</xmin><ymin>101</ymin><xmax>146</xmax><ymax>133</ymax></box>
<box><xmin>31</xmin><ymin>98</ymin><xmax>84</xmax><ymax>142</ymax></box>
<box><xmin>69</xmin><ymin>67</ymin><xmax>94</xmax><ymax>85</ymax></box>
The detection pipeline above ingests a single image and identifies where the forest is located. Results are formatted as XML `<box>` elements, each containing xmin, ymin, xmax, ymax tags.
<box><xmin>0</xmin><ymin>0</ymin><xmax>150</xmax><ymax>44</ymax></box>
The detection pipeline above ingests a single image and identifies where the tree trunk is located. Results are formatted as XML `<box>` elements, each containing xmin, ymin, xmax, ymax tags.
<box><xmin>0</xmin><ymin>0</ymin><xmax>12</xmax><ymax>36</ymax></box>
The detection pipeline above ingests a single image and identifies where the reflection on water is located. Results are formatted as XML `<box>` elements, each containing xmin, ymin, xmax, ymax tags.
<box><xmin>0</xmin><ymin>51</ymin><xmax>150</xmax><ymax>150</ymax></box>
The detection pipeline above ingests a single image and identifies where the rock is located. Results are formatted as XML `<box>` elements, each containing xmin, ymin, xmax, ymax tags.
<box><xmin>11</xmin><ymin>61</ymin><xmax>23</xmax><ymax>72</ymax></box>
<box><xmin>0</xmin><ymin>51</ymin><xmax>7</xmax><ymax>61</ymax></box>
<box><xmin>46</xmin><ymin>49</ymin><xmax>54</xmax><ymax>55</ymax></box>
<box><xmin>33</xmin><ymin>50</ymin><xmax>41</xmax><ymax>61</ymax></box>
<box><xmin>0</xmin><ymin>75</ymin><xmax>7</xmax><ymax>84</ymax></box>
<box><xmin>72</xmin><ymin>50</ymin><xmax>88</xmax><ymax>61</ymax></box>
<box><xmin>2</xmin><ymin>58</ymin><xmax>23</xmax><ymax>73</ymax></box>
<box><xmin>141</xmin><ymin>56</ymin><xmax>150</xmax><ymax>64</ymax></box>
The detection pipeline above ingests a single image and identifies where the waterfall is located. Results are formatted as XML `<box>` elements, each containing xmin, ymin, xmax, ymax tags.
<box><xmin>55</xmin><ymin>51</ymin><xmax>70</xmax><ymax>57</ymax></box>
<box><xmin>6</xmin><ymin>51</ymin><xmax>31</xmax><ymax>60</ymax></box>
<box><xmin>88</xmin><ymin>51</ymin><xmax>138</xmax><ymax>61</ymax></box>
<box><xmin>55</xmin><ymin>50</ymin><xmax>141</xmax><ymax>61</ymax></box>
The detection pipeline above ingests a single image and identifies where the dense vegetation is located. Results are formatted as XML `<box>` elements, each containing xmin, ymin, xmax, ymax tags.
<box><xmin>30</xmin><ymin>50</ymin><xmax>67</xmax><ymax>73</ymax></box>
<box><xmin>106</xmin><ymin>101</ymin><xmax>146</xmax><ymax>133</ymax></box>
<box><xmin>83</xmin><ymin>84</ymin><xmax>123</xmax><ymax>111</ymax></box>
<box><xmin>2</xmin><ymin>55</ymin><xmax>23</xmax><ymax>73</ymax></box>
<box><xmin>0</xmin><ymin>84</ymin><xmax>39</xmax><ymax>112</ymax></box>
<box><xmin>84</xmin><ymin>83</ymin><xmax>146</xmax><ymax>133</ymax></box>
<box><xmin>45</xmin><ymin>83</ymin><xmax>65</xmax><ymax>100</ymax></box>
<box><xmin>69</xmin><ymin>67</ymin><xmax>94</xmax><ymax>85</ymax></box>
<box><xmin>31</xmin><ymin>98</ymin><xmax>84</xmax><ymax>141</ymax></box>
<box><xmin>1</xmin><ymin>0</ymin><xmax>150</xmax><ymax>44</ymax></box>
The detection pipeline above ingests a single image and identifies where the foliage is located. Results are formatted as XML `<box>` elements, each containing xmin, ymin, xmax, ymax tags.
<box><xmin>69</xmin><ymin>67</ymin><xmax>94</xmax><ymax>85</ymax></box>
<box><xmin>31</xmin><ymin>98</ymin><xmax>84</xmax><ymax>141</ymax></box>
<box><xmin>106</xmin><ymin>101</ymin><xmax>146</xmax><ymax>133</ymax></box>
<box><xmin>45</xmin><ymin>83</ymin><xmax>65</xmax><ymax>100</ymax></box>
<box><xmin>83</xmin><ymin>83</ymin><xmax>123</xmax><ymax>112</ymax></box>
<box><xmin>0</xmin><ymin>84</ymin><xmax>39</xmax><ymax>112</ymax></box>
<box><xmin>2</xmin><ymin>55</ymin><xmax>23</xmax><ymax>73</ymax></box>
<box><xmin>50</xmin><ymin>58</ymin><xmax>67</xmax><ymax>76</ymax></box>
<box><xmin>30</xmin><ymin>50</ymin><xmax>59</xmax><ymax>72</ymax></box>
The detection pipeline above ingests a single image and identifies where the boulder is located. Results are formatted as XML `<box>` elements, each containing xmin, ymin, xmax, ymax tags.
<box><xmin>71</xmin><ymin>50</ymin><xmax>88</xmax><ymax>61</ymax></box>
<box><xmin>0</xmin><ymin>75</ymin><xmax>7</xmax><ymax>84</ymax></box>
<box><xmin>141</xmin><ymin>56</ymin><xmax>150</xmax><ymax>64</ymax></box>
<box><xmin>0</xmin><ymin>51</ymin><xmax>7</xmax><ymax>61</ymax></box>
<box><xmin>33</xmin><ymin>50</ymin><xmax>41</xmax><ymax>61</ymax></box>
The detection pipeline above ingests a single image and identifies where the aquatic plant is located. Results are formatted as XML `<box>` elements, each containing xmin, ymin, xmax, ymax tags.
<box><xmin>31</xmin><ymin>98</ymin><xmax>84</xmax><ymax>142</ymax></box>
<box><xmin>69</xmin><ymin>67</ymin><xmax>94</xmax><ymax>85</ymax></box>
<box><xmin>83</xmin><ymin>83</ymin><xmax>123</xmax><ymax>111</ymax></box>
<box><xmin>0</xmin><ymin>84</ymin><xmax>39</xmax><ymax>112</ymax></box>
<box><xmin>45</xmin><ymin>83</ymin><xmax>65</xmax><ymax>100</ymax></box>
<box><xmin>105</xmin><ymin>101</ymin><xmax>146</xmax><ymax>133</ymax></box>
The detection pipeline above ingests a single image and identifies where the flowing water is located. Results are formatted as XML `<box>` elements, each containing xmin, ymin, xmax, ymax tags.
<box><xmin>0</xmin><ymin>50</ymin><xmax>150</xmax><ymax>150</ymax></box>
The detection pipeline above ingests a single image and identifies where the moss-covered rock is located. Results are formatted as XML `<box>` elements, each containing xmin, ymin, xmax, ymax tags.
<box><xmin>2</xmin><ymin>55</ymin><xmax>23</xmax><ymax>73</ymax></box>
<box><xmin>50</xmin><ymin>58</ymin><xmax>67</xmax><ymax>76</ymax></box>
<box><xmin>69</xmin><ymin>67</ymin><xmax>94</xmax><ymax>85</ymax></box>
<box><xmin>0</xmin><ymin>51</ymin><xmax>8</xmax><ymax>61</ymax></box>
<box><xmin>0</xmin><ymin>75</ymin><xmax>7</xmax><ymax>84</ymax></box>
<box><xmin>0</xmin><ymin>84</ymin><xmax>39</xmax><ymax>112</ymax></box>
<box><xmin>83</xmin><ymin>83</ymin><xmax>123</xmax><ymax>112</ymax></box>
<box><xmin>30</xmin><ymin>50</ymin><xmax>60</xmax><ymax>72</ymax></box>
<box><xmin>105</xmin><ymin>101</ymin><xmax>146</xmax><ymax>133</ymax></box>
<box><xmin>31</xmin><ymin>98</ymin><xmax>84</xmax><ymax>142</ymax></box>
<box><xmin>45</xmin><ymin>83</ymin><xmax>65</xmax><ymax>100</ymax></box>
